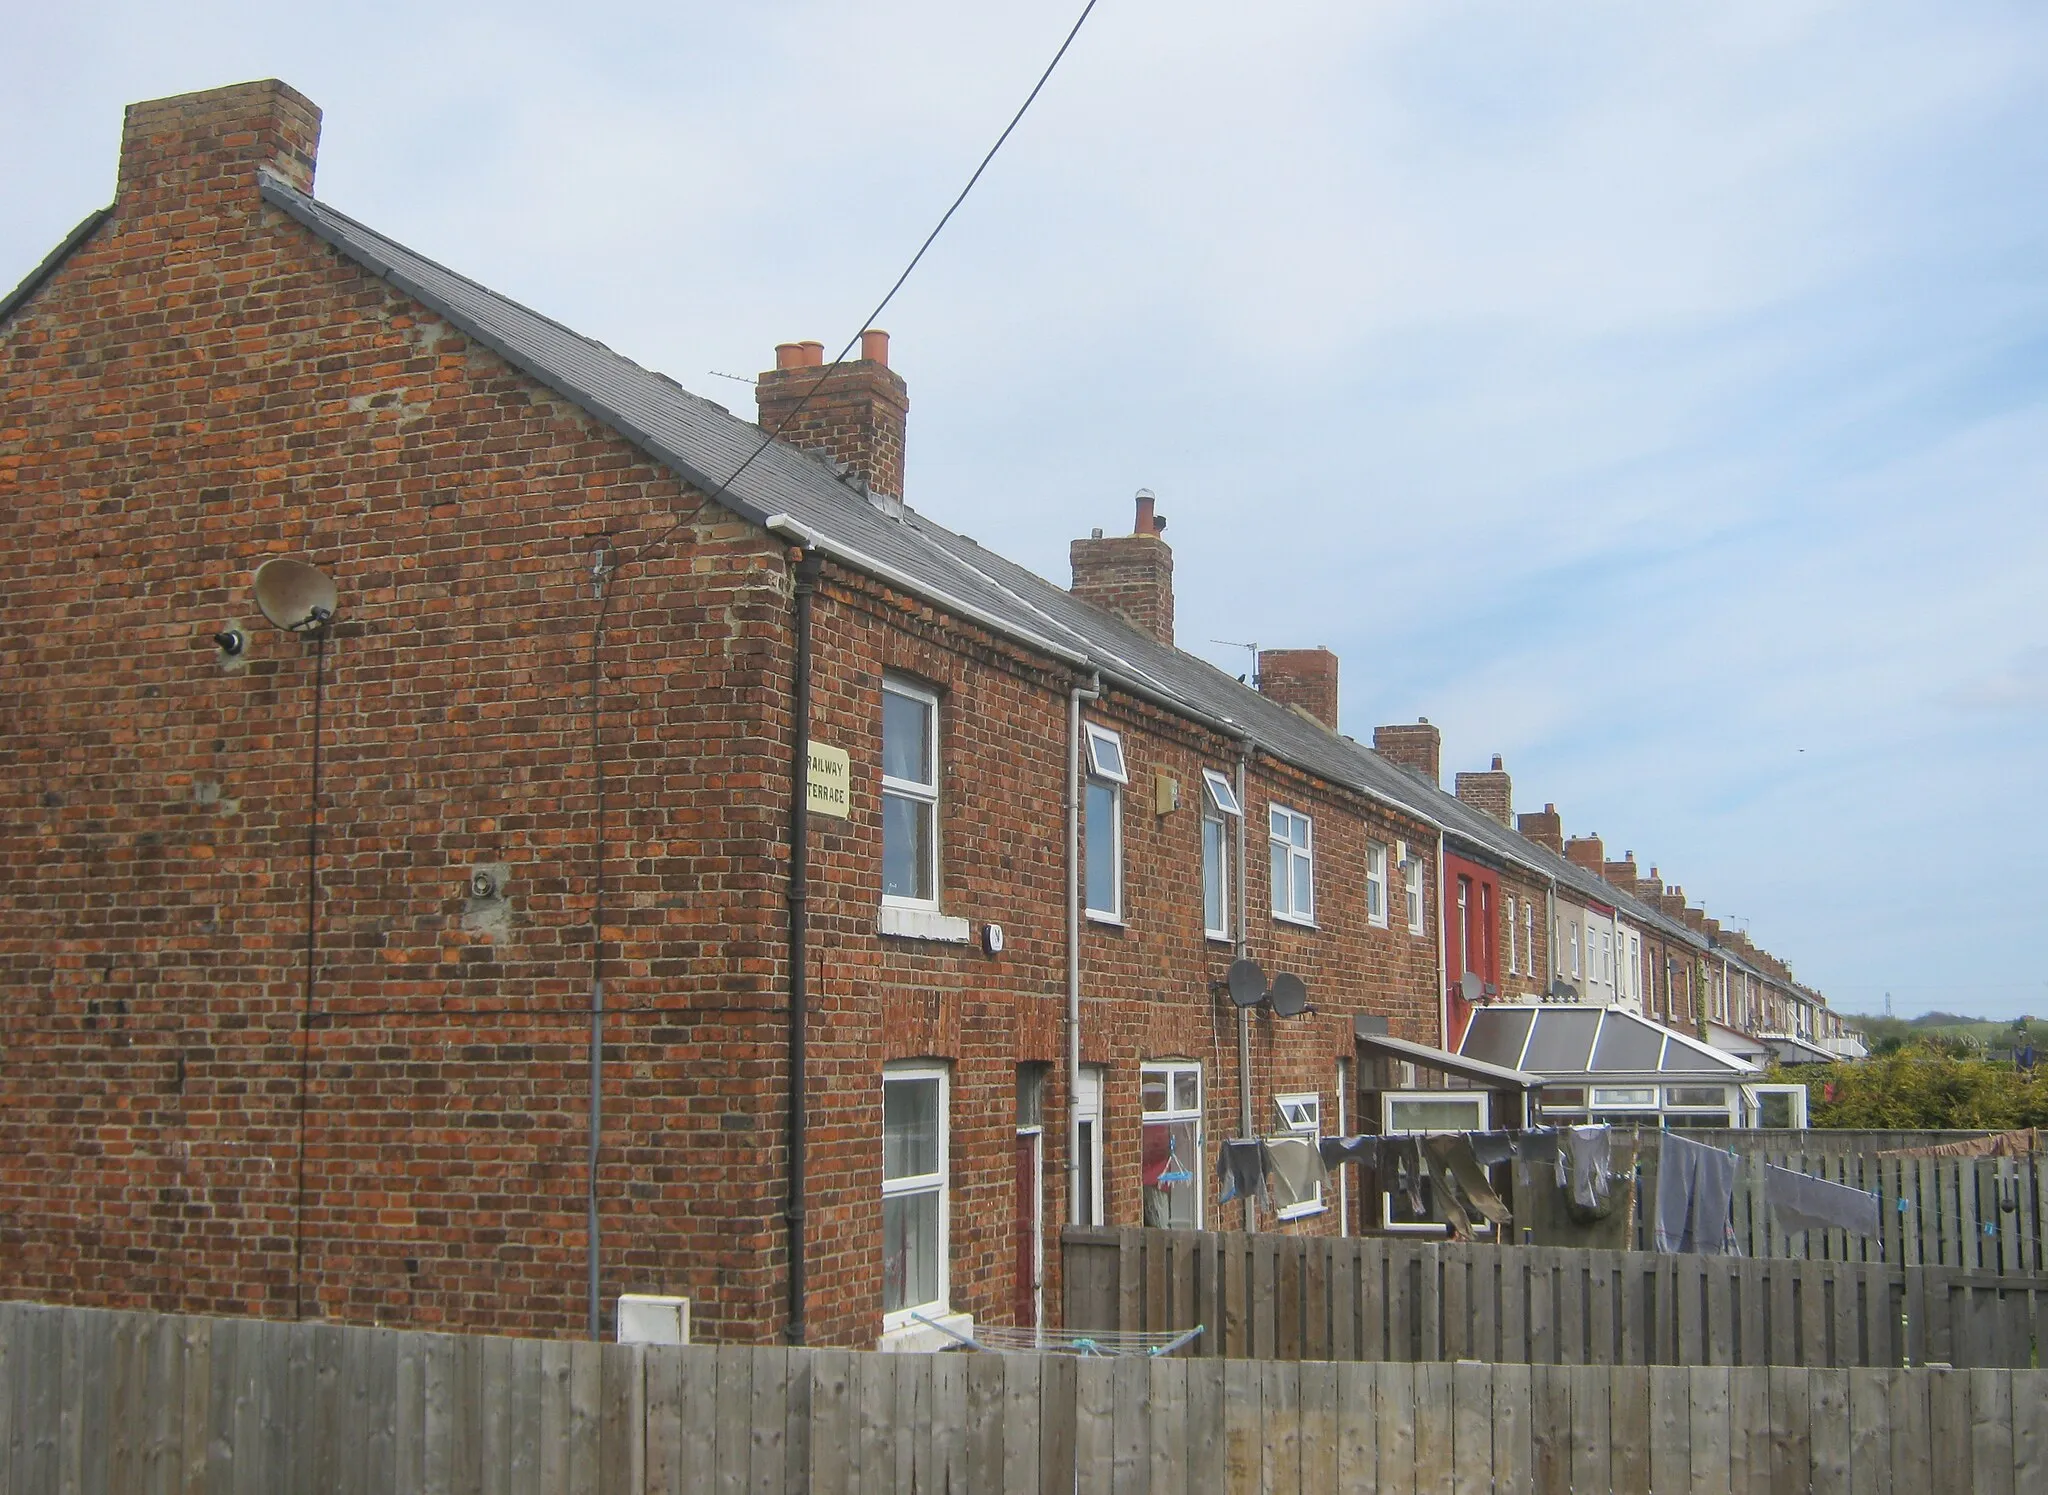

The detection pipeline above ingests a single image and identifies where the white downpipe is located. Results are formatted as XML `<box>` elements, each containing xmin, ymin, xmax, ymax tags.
<box><xmin>1434</xmin><ymin>830</ymin><xmax>1449</xmax><ymax>1052</ymax></box>
<box><xmin>1066</xmin><ymin>673</ymin><xmax>1100</xmax><ymax>1227</ymax></box>
<box><xmin>1234</xmin><ymin>748</ymin><xmax>1254</xmax><ymax>1230</ymax></box>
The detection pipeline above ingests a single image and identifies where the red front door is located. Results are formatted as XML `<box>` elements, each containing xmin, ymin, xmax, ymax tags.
<box><xmin>1014</xmin><ymin>1131</ymin><xmax>1041</xmax><ymax>1329</ymax></box>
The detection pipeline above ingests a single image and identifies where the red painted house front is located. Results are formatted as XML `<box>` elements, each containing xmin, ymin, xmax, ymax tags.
<box><xmin>1443</xmin><ymin>852</ymin><xmax>1502</xmax><ymax>1047</ymax></box>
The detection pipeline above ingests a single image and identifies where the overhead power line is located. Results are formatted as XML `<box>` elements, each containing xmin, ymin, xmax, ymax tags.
<box><xmin>624</xmin><ymin>0</ymin><xmax>1102</xmax><ymax>573</ymax></box>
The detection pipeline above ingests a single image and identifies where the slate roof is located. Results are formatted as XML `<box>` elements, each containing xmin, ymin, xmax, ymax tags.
<box><xmin>238</xmin><ymin>171</ymin><xmax>1718</xmax><ymax>963</ymax></box>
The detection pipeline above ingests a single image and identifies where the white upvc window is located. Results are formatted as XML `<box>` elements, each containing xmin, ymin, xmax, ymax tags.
<box><xmin>1365</xmin><ymin>842</ymin><xmax>1389</xmax><ymax>929</ymax></box>
<box><xmin>1402</xmin><ymin>853</ymin><xmax>1425</xmax><ymax>936</ymax></box>
<box><xmin>1269</xmin><ymin>805</ymin><xmax>1314</xmax><ymax>924</ymax></box>
<box><xmin>881</xmin><ymin>678</ymin><xmax>940</xmax><ymax>907</ymax></box>
<box><xmin>1273</xmin><ymin>1093</ymin><xmax>1325</xmax><ymax>1219</ymax></box>
<box><xmin>1524</xmin><ymin>904</ymin><xmax>1536</xmax><ymax>978</ymax></box>
<box><xmin>1140</xmin><ymin>1063</ymin><xmax>1203</xmax><ymax>1229</ymax></box>
<box><xmin>1083</xmin><ymin>723</ymin><xmax>1126</xmax><ymax>922</ymax></box>
<box><xmin>881</xmin><ymin>1064</ymin><xmax>949</xmax><ymax>1327</ymax></box>
<box><xmin>1380</xmin><ymin>1090</ymin><xmax>1491</xmax><ymax>1234</ymax></box>
<box><xmin>1569</xmin><ymin>921</ymin><xmax>1581</xmax><ymax>980</ymax></box>
<box><xmin>1201</xmin><ymin>769</ymin><xmax>1239</xmax><ymax>942</ymax></box>
<box><xmin>1506</xmin><ymin>896</ymin><xmax>1519</xmax><ymax>975</ymax></box>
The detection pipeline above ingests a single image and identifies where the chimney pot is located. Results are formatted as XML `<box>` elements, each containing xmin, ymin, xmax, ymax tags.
<box><xmin>799</xmin><ymin>341</ymin><xmax>825</xmax><ymax>367</ymax></box>
<box><xmin>775</xmin><ymin>342</ymin><xmax>806</xmax><ymax>370</ymax></box>
<box><xmin>859</xmin><ymin>328</ymin><xmax>889</xmax><ymax>366</ymax></box>
<box><xmin>1491</xmin><ymin>754</ymin><xmax>1503</xmax><ymax>771</ymax></box>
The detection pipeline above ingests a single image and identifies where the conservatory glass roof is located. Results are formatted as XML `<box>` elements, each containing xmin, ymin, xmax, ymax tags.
<box><xmin>1458</xmin><ymin>1004</ymin><xmax>1756</xmax><ymax>1081</ymax></box>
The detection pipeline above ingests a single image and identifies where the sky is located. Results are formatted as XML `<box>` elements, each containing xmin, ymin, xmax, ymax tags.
<box><xmin>7</xmin><ymin>1</ymin><xmax>2046</xmax><ymax>1021</ymax></box>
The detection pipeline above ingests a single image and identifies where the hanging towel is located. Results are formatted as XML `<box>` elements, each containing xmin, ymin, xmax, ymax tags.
<box><xmin>1764</xmin><ymin>1165</ymin><xmax>1880</xmax><ymax>1239</ymax></box>
<box><xmin>1215</xmin><ymin>1139</ymin><xmax>1270</xmax><ymax>1208</ymax></box>
<box><xmin>1566</xmin><ymin>1126</ymin><xmax>1613</xmax><ymax>1209</ymax></box>
<box><xmin>1416</xmin><ymin>1139</ymin><xmax>1475</xmax><ymax>1240</ymax></box>
<box><xmin>1264</xmin><ymin>1136</ymin><xmax>1329</xmax><ymax>1211</ymax></box>
<box><xmin>1654</xmin><ymin>1133</ymin><xmax>1740</xmax><ymax>1254</ymax></box>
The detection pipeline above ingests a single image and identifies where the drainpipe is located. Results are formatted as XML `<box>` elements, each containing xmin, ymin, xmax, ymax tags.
<box><xmin>1234</xmin><ymin>746</ymin><xmax>1254</xmax><ymax>1230</ymax></box>
<box><xmin>1066</xmin><ymin>672</ymin><xmax>1101</xmax><ymax>1227</ymax></box>
<box><xmin>785</xmin><ymin>548</ymin><xmax>822</xmax><ymax>1344</ymax></box>
<box><xmin>1434</xmin><ymin>831</ymin><xmax>1449</xmax><ymax>1049</ymax></box>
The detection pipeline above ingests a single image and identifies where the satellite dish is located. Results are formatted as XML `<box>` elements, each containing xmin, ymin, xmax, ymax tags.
<box><xmin>253</xmin><ymin>558</ymin><xmax>338</xmax><ymax>632</ymax></box>
<box><xmin>1269</xmin><ymin>972</ymin><xmax>1308</xmax><ymax>1018</ymax></box>
<box><xmin>1225</xmin><ymin>958</ymin><xmax>1267</xmax><ymax>1009</ymax></box>
<box><xmin>1549</xmin><ymin>978</ymin><xmax>1580</xmax><ymax>1002</ymax></box>
<box><xmin>1460</xmin><ymin>970</ymin><xmax>1485</xmax><ymax>1004</ymax></box>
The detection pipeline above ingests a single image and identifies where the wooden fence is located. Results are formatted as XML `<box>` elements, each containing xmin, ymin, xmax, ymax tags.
<box><xmin>1624</xmin><ymin>1130</ymin><xmax>2047</xmax><ymax>1270</ymax></box>
<box><xmin>3</xmin><ymin>1299</ymin><xmax>2046</xmax><ymax>1493</ymax></box>
<box><xmin>1063</xmin><ymin>1226</ymin><xmax>2048</xmax><ymax>1369</ymax></box>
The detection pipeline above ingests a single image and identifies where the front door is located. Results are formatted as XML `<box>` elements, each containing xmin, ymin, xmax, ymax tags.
<box><xmin>1014</xmin><ymin>1129</ymin><xmax>1042</xmax><ymax>1329</ymax></box>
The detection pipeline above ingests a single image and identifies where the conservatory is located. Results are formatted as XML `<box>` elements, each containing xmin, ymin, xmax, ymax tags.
<box><xmin>1456</xmin><ymin>1004</ymin><xmax>1808</xmax><ymax>1129</ymax></box>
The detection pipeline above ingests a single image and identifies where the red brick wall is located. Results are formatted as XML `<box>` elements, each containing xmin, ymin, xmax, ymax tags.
<box><xmin>2</xmin><ymin>80</ymin><xmax>1456</xmax><ymax>1352</ymax></box>
<box><xmin>792</xmin><ymin>568</ymin><xmax>1443</xmax><ymax>1343</ymax></box>
<box><xmin>1</xmin><ymin>82</ymin><xmax>799</xmax><ymax>1342</ymax></box>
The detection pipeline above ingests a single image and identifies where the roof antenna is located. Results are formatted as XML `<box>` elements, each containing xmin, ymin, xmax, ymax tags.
<box><xmin>1212</xmin><ymin>638</ymin><xmax>1259</xmax><ymax>686</ymax></box>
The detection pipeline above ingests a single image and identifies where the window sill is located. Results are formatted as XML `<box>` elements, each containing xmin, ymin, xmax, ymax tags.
<box><xmin>1271</xmin><ymin>913</ymin><xmax>1318</xmax><ymax>930</ymax></box>
<box><xmin>1084</xmin><ymin>911</ymin><xmax>1125</xmax><ymax>928</ymax></box>
<box><xmin>1205</xmin><ymin>932</ymin><xmax>1233</xmax><ymax>945</ymax></box>
<box><xmin>878</xmin><ymin>1309</ymin><xmax>973</xmax><ymax>1353</ymax></box>
<box><xmin>877</xmin><ymin>905</ymin><xmax>972</xmax><ymax>943</ymax></box>
<box><xmin>1277</xmin><ymin>1200</ymin><xmax>1328</xmax><ymax>1222</ymax></box>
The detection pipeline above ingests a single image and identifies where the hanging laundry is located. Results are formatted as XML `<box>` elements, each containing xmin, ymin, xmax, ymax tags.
<box><xmin>1417</xmin><ymin>1142</ymin><xmax>1475</xmax><ymax>1241</ymax></box>
<box><xmin>1264</xmin><ymin>1136</ymin><xmax>1329</xmax><ymax>1212</ymax></box>
<box><xmin>1215</xmin><ymin>1139</ymin><xmax>1269</xmax><ymax>1208</ymax></box>
<box><xmin>1654</xmin><ymin>1133</ymin><xmax>1740</xmax><ymax>1255</ymax></box>
<box><xmin>1468</xmin><ymin>1130</ymin><xmax>1518</xmax><ymax>1169</ymax></box>
<box><xmin>1426</xmin><ymin>1135</ymin><xmax>1512</xmax><ymax>1228</ymax></box>
<box><xmin>1389</xmin><ymin>1136</ymin><xmax>1427</xmax><ymax>1215</ymax></box>
<box><xmin>1878</xmin><ymin>1129</ymin><xmax>2042</xmax><ymax>1160</ymax></box>
<box><xmin>1515</xmin><ymin>1128</ymin><xmax>1562</xmax><ymax>1193</ymax></box>
<box><xmin>1763</xmin><ymin>1165</ymin><xmax>1880</xmax><ymax>1239</ymax></box>
<box><xmin>1565</xmin><ymin>1125</ymin><xmax>1613</xmax><ymax>1210</ymax></box>
<box><xmin>1318</xmin><ymin>1135</ymin><xmax>1382</xmax><ymax>1171</ymax></box>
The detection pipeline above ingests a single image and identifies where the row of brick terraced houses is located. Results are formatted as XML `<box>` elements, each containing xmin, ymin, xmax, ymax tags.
<box><xmin>0</xmin><ymin>81</ymin><xmax>1861</xmax><ymax>1351</ymax></box>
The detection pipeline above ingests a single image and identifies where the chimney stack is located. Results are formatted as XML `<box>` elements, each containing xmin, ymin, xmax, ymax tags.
<box><xmin>756</xmin><ymin>331</ymin><xmax>909</xmax><ymax>501</ymax></box>
<box><xmin>1565</xmin><ymin>834</ymin><xmax>1606</xmax><ymax>875</ymax></box>
<box><xmin>1517</xmin><ymin>803</ymin><xmax>1563</xmax><ymax>855</ymax></box>
<box><xmin>1454</xmin><ymin>755</ymin><xmax>1513</xmax><ymax>826</ymax></box>
<box><xmin>1070</xmin><ymin>490</ymin><xmax>1175</xmax><ymax>644</ymax></box>
<box><xmin>1373</xmin><ymin>719</ymin><xmax>1441</xmax><ymax>785</ymax></box>
<box><xmin>118</xmin><ymin>80</ymin><xmax>322</xmax><ymax>212</ymax></box>
<box><xmin>1603</xmin><ymin>849</ymin><xmax>1640</xmax><ymax>889</ymax></box>
<box><xmin>1257</xmin><ymin>648</ymin><xmax>1340</xmax><ymax>730</ymax></box>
